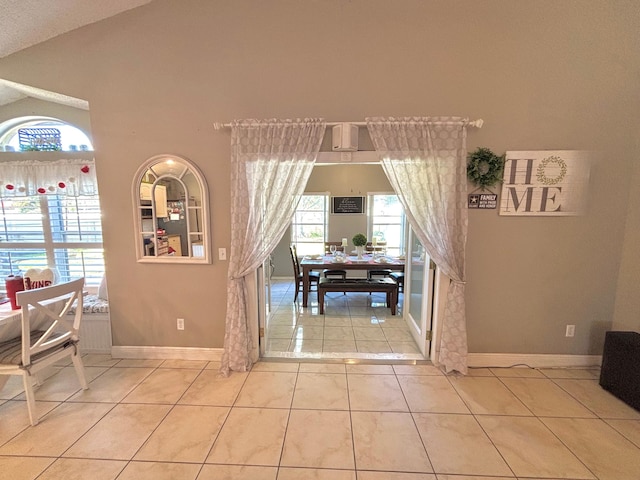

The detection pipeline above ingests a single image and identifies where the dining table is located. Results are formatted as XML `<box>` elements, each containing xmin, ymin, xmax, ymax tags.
<box><xmin>299</xmin><ymin>254</ymin><xmax>405</xmax><ymax>307</ymax></box>
<box><xmin>1</xmin><ymin>300</ymin><xmax>26</xmax><ymax>339</ymax></box>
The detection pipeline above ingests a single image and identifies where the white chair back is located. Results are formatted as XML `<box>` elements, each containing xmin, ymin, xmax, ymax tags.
<box><xmin>0</xmin><ymin>277</ymin><xmax>88</xmax><ymax>425</ymax></box>
<box><xmin>17</xmin><ymin>278</ymin><xmax>84</xmax><ymax>367</ymax></box>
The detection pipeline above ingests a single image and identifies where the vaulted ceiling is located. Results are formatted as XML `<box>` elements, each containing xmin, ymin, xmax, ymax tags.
<box><xmin>0</xmin><ymin>0</ymin><xmax>153</xmax><ymax>107</ymax></box>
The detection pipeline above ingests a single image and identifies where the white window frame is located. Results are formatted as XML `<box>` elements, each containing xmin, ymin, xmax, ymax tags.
<box><xmin>291</xmin><ymin>192</ymin><xmax>329</xmax><ymax>256</ymax></box>
<box><xmin>367</xmin><ymin>192</ymin><xmax>406</xmax><ymax>256</ymax></box>
<box><xmin>0</xmin><ymin>194</ymin><xmax>105</xmax><ymax>295</ymax></box>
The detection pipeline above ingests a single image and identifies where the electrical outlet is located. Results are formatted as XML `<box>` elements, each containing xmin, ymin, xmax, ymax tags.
<box><xmin>177</xmin><ymin>318</ymin><xmax>185</xmax><ymax>330</ymax></box>
<box><xmin>565</xmin><ymin>324</ymin><xmax>575</xmax><ymax>337</ymax></box>
<box><xmin>218</xmin><ymin>248</ymin><xmax>227</xmax><ymax>260</ymax></box>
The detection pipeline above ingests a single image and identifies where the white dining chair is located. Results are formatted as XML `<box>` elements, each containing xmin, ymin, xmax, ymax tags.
<box><xmin>0</xmin><ymin>277</ymin><xmax>88</xmax><ymax>425</ymax></box>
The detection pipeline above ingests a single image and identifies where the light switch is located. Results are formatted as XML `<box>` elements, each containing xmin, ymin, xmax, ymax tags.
<box><xmin>218</xmin><ymin>248</ymin><xmax>227</xmax><ymax>260</ymax></box>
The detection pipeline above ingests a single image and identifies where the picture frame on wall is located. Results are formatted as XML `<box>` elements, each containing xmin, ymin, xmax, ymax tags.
<box><xmin>332</xmin><ymin>196</ymin><xmax>365</xmax><ymax>214</ymax></box>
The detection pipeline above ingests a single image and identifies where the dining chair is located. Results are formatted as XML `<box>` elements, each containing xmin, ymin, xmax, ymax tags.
<box><xmin>323</xmin><ymin>241</ymin><xmax>347</xmax><ymax>280</ymax></box>
<box><xmin>290</xmin><ymin>245</ymin><xmax>320</xmax><ymax>303</ymax></box>
<box><xmin>389</xmin><ymin>271</ymin><xmax>405</xmax><ymax>292</ymax></box>
<box><xmin>365</xmin><ymin>241</ymin><xmax>387</xmax><ymax>252</ymax></box>
<box><xmin>0</xmin><ymin>277</ymin><xmax>88</xmax><ymax>426</ymax></box>
<box><xmin>367</xmin><ymin>269</ymin><xmax>392</xmax><ymax>280</ymax></box>
<box><xmin>365</xmin><ymin>241</ymin><xmax>390</xmax><ymax>293</ymax></box>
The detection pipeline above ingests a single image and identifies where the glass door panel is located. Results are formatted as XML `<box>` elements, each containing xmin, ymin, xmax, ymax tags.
<box><xmin>257</xmin><ymin>256</ymin><xmax>273</xmax><ymax>356</ymax></box>
<box><xmin>404</xmin><ymin>227</ymin><xmax>432</xmax><ymax>356</ymax></box>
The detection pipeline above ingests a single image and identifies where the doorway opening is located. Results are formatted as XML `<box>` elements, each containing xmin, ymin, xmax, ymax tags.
<box><xmin>257</xmin><ymin>160</ymin><xmax>440</xmax><ymax>363</ymax></box>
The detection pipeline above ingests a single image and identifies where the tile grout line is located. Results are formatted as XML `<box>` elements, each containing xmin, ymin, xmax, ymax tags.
<box><xmin>483</xmin><ymin>373</ymin><xmax>603</xmax><ymax>480</ymax></box>
<box><xmin>396</xmin><ymin>365</ymin><xmax>437</xmax><ymax>475</ymax></box>
<box><xmin>274</xmin><ymin>362</ymin><xmax>299</xmax><ymax>471</ymax></box>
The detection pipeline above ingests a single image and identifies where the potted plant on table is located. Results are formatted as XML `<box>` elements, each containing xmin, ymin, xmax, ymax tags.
<box><xmin>352</xmin><ymin>233</ymin><xmax>367</xmax><ymax>260</ymax></box>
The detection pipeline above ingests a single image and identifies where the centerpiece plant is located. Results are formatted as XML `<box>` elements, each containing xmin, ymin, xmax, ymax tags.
<box><xmin>352</xmin><ymin>233</ymin><xmax>367</xmax><ymax>247</ymax></box>
<box><xmin>352</xmin><ymin>233</ymin><xmax>367</xmax><ymax>259</ymax></box>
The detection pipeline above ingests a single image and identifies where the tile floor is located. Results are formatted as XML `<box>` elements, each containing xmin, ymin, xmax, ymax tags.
<box><xmin>1</xmin><ymin>355</ymin><xmax>640</xmax><ymax>479</ymax></box>
<box><xmin>264</xmin><ymin>279</ymin><xmax>424</xmax><ymax>360</ymax></box>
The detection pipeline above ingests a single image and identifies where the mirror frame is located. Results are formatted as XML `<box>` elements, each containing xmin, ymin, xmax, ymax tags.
<box><xmin>132</xmin><ymin>154</ymin><xmax>211</xmax><ymax>264</ymax></box>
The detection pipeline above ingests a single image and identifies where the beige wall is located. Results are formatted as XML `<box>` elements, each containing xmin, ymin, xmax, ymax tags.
<box><xmin>1</xmin><ymin>0</ymin><xmax>638</xmax><ymax>354</ymax></box>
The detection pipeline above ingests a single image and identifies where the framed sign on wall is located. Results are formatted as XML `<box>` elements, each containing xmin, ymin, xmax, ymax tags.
<box><xmin>332</xmin><ymin>196</ymin><xmax>365</xmax><ymax>214</ymax></box>
<box><xmin>499</xmin><ymin>150</ymin><xmax>591</xmax><ymax>216</ymax></box>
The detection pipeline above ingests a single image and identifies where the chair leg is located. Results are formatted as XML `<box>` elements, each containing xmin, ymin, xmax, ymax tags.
<box><xmin>22</xmin><ymin>373</ymin><xmax>38</xmax><ymax>426</ymax></box>
<box><xmin>71</xmin><ymin>352</ymin><xmax>89</xmax><ymax>390</ymax></box>
<box><xmin>293</xmin><ymin>281</ymin><xmax>300</xmax><ymax>302</ymax></box>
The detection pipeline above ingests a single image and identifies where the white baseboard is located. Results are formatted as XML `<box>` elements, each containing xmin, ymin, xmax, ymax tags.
<box><xmin>468</xmin><ymin>353</ymin><xmax>602</xmax><ymax>369</ymax></box>
<box><xmin>108</xmin><ymin>348</ymin><xmax>601</xmax><ymax>369</ymax></box>
<box><xmin>111</xmin><ymin>346</ymin><xmax>224</xmax><ymax>362</ymax></box>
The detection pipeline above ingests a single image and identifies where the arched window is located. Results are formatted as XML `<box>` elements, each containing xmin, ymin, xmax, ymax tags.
<box><xmin>0</xmin><ymin>117</ymin><xmax>103</xmax><ymax>298</ymax></box>
<box><xmin>0</xmin><ymin>116</ymin><xmax>93</xmax><ymax>152</ymax></box>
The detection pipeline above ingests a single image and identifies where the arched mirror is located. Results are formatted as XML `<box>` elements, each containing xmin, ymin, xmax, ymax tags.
<box><xmin>133</xmin><ymin>154</ymin><xmax>210</xmax><ymax>263</ymax></box>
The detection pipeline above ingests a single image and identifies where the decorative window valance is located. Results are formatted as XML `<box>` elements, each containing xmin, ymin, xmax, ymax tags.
<box><xmin>0</xmin><ymin>158</ymin><xmax>98</xmax><ymax>197</ymax></box>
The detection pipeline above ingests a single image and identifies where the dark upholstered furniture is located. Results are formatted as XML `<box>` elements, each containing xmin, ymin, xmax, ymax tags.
<box><xmin>599</xmin><ymin>331</ymin><xmax>640</xmax><ymax>411</ymax></box>
<box><xmin>318</xmin><ymin>278</ymin><xmax>398</xmax><ymax>315</ymax></box>
<box><xmin>323</xmin><ymin>269</ymin><xmax>347</xmax><ymax>279</ymax></box>
<box><xmin>367</xmin><ymin>268</ymin><xmax>392</xmax><ymax>280</ymax></box>
<box><xmin>389</xmin><ymin>271</ymin><xmax>405</xmax><ymax>292</ymax></box>
<box><xmin>323</xmin><ymin>242</ymin><xmax>347</xmax><ymax>279</ymax></box>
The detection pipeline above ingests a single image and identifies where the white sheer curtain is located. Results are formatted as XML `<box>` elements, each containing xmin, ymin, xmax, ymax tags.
<box><xmin>221</xmin><ymin>118</ymin><xmax>325</xmax><ymax>375</ymax></box>
<box><xmin>366</xmin><ymin>116</ymin><xmax>470</xmax><ymax>374</ymax></box>
<box><xmin>0</xmin><ymin>158</ymin><xmax>98</xmax><ymax>197</ymax></box>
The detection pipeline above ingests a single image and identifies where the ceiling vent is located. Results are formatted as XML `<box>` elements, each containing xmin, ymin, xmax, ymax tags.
<box><xmin>332</xmin><ymin>123</ymin><xmax>359</xmax><ymax>152</ymax></box>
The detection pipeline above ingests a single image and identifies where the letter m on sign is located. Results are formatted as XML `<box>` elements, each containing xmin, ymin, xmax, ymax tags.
<box><xmin>504</xmin><ymin>186</ymin><xmax>534</xmax><ymax>213</ymax></box>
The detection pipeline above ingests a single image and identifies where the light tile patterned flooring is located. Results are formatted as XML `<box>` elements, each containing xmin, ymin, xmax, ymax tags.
<box><xmin>264</xmin><ymin>279</ymin><xmax>424</xmax><ymax>360</ymax></box>
<box><xmin>1</xmin><ymin>357</ymin><xmax>640</xmax><ymax>479</ymax></box>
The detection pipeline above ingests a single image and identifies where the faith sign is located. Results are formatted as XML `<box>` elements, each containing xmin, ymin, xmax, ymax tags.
<box><xmin>499</xmin><ymin>151</ymin><xmax>591</xmax><ymax>216</ymax></box>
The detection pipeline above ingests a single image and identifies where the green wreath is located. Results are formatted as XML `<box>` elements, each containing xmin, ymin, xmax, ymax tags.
<box><xmin>536</xmin><ymin>156</ymin><xmax>567</xmax><ymax>185</ymax></box>
<box><xmin>467</xmin><ymin>147</ymin><xmax>505</xmax><ymax>190</ymax></box>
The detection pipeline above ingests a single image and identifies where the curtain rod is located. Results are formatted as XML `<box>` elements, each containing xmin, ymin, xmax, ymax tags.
<box><xmin>213</xmin><ymin>119</ymin><xmax>484</xmax><ymax>130</ymax></box>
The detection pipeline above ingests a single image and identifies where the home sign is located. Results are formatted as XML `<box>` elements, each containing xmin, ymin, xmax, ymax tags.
<box><xmin>499</xmin><ymin>150</ymin><xmax>591</xmax><ymax>216</ymax></box>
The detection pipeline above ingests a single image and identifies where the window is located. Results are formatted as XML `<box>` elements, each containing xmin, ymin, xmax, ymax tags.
<box><xmin>0</xmin><ymin>117</ymin><xmax>103</xmax><ymax>298</ymax></box>
<box><xmin>0</xmin><ymin>195</ymin><xmax>104</xmax><ymax>296</ymax></box>
<box><xmin>368</xmin><ymin>193</ymin><xmax>405</xmax><ymax>256</ymax></box>
<box><xmin>0</xmin><ymin>117</ymin><xmax>93</xmax><ymax>152</ymax></box>
<box><xmin>291</xmin><ymin>194</ymin><xmax>328</xmax><ymax>256</ymax></box>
